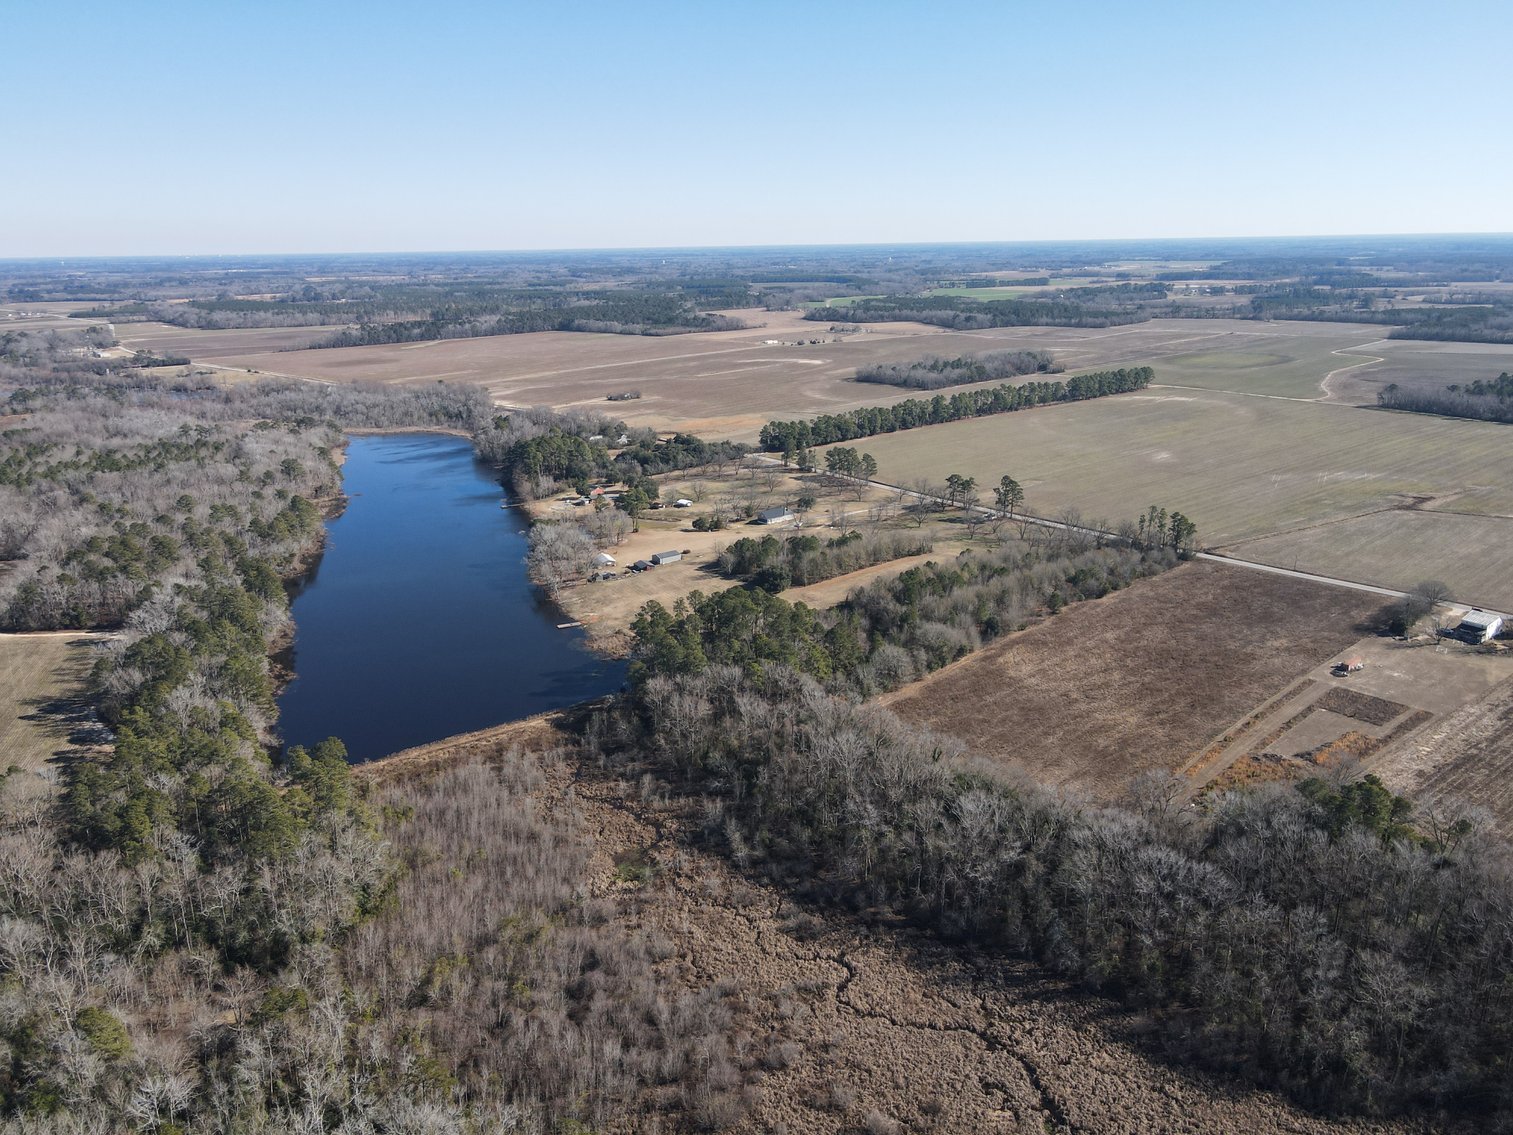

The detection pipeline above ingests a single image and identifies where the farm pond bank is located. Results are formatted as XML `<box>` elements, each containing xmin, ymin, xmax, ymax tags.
<box><xmin>276</xmin><ymin>433</ymin><xmax>625</xmax><ymax>762</ymax></box>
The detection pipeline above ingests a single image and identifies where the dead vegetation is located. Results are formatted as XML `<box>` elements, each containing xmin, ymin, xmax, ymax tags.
<box><xmin>350</xmin><ymin>725</ymin><xmax>1434</xmax><ymax>1135</ymax></box>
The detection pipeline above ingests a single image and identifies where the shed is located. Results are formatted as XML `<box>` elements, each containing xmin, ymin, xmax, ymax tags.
<box><xmin>651</xmin><ymin>550</ymin><xmax>682</xmax><ymax>565</ymax></box>
<box><xmin>631</xmin><ymin>560</ymin><xmax>652</xmax><ymax>572</ymax></box>
<box><xmin>673</xmin><ymin>498</ymin><xmax>694</xmax><ymax>508</ymax></box>
<box><xmin>757</xmin><ymin>507</ymin><xmax>795</xmax><ymax>525</ymax></box>
<box><xmin>593</xmin><ymin>553</ymin><xmax>617</xmax><ymax>567</ymax></box>
<box><xmin>1455</xmin><ymin>611</ymin><xmax>1504</xmax><ymax>643</ymax></box>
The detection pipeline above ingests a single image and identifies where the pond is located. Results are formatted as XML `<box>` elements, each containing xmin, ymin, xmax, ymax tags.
<box><xmin>275</xmin><ymin>433</ymin><xmax>625</xmax><ymax>762</ymax></box>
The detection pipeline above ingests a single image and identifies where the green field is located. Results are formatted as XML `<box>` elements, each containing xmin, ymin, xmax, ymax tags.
<box><xmin>840</xmin><ymin>389</ymin><xmax>1513</xmax><ymax>560</ymax></box>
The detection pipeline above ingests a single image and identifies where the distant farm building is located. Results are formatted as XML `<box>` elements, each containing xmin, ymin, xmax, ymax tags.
<box><xmin>757</xmin><ymin>507</ymin><xmax>795</xmax><ymax>525</ymax></box>
<box><xmin>593</xmin><ymin>553</ymin><xmax>616</xmax><ymax>567</ymax></box>
<box><xmin>1451</xmin><ymin>610</ymin><xmax>1504</xmax><ymax>644</ymax></box>
<box><xmin>651</xmin><ymin>550</ymin><xmax>682</xmax><ymax>565</ymax></box>
<box><xmin>673</xmin><ymin>498</ymin><xmax>694</xmax><ymax>508</ymax></box>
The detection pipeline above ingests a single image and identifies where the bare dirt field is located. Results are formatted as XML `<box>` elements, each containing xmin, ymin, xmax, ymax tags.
<box><xmin>880</xmin><ymin>561</ymin><xmax>1384</xmax><ymax>800</ymax></box>
<box><xmin>1185</xmin><ymin>627</ymin><xmax>1510</xmax><ymax>799</ymax></box>
<box><xmin>845</xmin><ymin>388</ymin><xmax>1513</xmax><ymax>604</ymax></box>
<box><xmin>1373</xmin><ymin>672</ymin><xmax>1513</xmax><ymax>833</ymax></box>
<box><xmin>0</xmin><ymin>632</ymin><xmax>109</xmax><ymax>801</ymax></box>
<box><xmin>355</xmin><ymin>720</ymin><xmax>1429</xmax><ymax>1134</ymax></box>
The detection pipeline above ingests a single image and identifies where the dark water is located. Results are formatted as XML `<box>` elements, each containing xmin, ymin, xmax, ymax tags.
<box><xmin>276</xmin><ymin>433</ymin><xmax>625</xmax><ymax>762</ymax></box>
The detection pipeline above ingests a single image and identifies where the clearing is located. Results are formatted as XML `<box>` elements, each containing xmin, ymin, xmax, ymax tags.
<box><xmin>880</xmin><ymin>560</ymin><xmax>1384</xmax><ymax>799</ymax></box>
<box><xmin>0</xmin><ymin>632</ymin><xmax>110</xmax><ymax>801</ymax></box>
<box><xmin>535</xmin><ymin>465</ymin><xmax>957</xmax><ymax>653</ymax></box>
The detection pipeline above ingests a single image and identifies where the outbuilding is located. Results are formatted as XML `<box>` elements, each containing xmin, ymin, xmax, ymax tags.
<box><xmin>673</xmin><ymin>498</ymin><xmax>694</xmax><ymax>508</ymax></box>
<box><xmin>757</xmin><ymin>507</ymin><xmax>795</xmax><ymax>525</ymax></box>
<box><xmin>1453</xmin><ymin>610</ymin><xmax>1504</xmax><ymax>644</ymax></box>
<box><xmin>651</xmin><ymin>550</ymin><xmax>682</xmax><ymax>565</ymax></box>
<box><xmin>630</xmin><ymin>560</ymin><xmax>652</xmax><ymax>572</ymax></box>
<box><xmin>593</xmin><ymin>553</ymin><xmax>617</xmax><ymax>567</ymax></box>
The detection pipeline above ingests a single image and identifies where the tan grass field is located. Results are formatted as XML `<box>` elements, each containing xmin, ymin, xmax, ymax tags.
<box><xmin>1223</xmin><ymin>509</ymin><xmax>1513</xmax><ymax>612</ymax></box>
<box><xmin>115</xmin><ymin>321</ymin><xmax>351</xmax><ymax>359</ymax></box>
<box><xmin>1320</xmin><ymin>337</ymin><xmax>1513</xmax><ymax>404</ymax></box>
<box><xmin>0</xmin><ymin>632</ymin><xmax>107</xmax><ymax>801</ymax></box>
<box><xmin>844</xmin><ymin>389</ymin><xmax>1513</xmax><ymax>583</ymax></box>
<box><xmin>880</xmin><ymin>561</ymin><xmax>1384</xmax><ymax>799</ymax></box>
<box><xmin>156</xmin><ymin>314</ymin><xmax>1444</xmax><ymax>440</ymax></box>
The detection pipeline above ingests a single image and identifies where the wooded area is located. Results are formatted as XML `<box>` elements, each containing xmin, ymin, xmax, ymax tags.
<box><xmin>759</xmin><ymin>367</ymin><xmax>1154</xmax><ymax>452</ymax></box>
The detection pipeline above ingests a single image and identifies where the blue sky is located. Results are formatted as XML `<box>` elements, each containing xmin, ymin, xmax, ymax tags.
<box><xmin>4</xmin><ymin>0</ymin><xmax>1510</xmax><ymax>256</ymax></box>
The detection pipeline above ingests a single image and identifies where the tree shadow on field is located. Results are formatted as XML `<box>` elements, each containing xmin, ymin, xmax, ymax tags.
<box><xmin>17</xmin><ymin>641</ymin><xmax>112</xmax><ymax>782</ymax></box>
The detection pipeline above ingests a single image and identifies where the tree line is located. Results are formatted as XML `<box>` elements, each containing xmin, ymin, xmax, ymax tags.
<box><xmin>630</xmin><ymin>524</ymin><xmax>1176</xmax><ymax>695</ymax></box>
<box><xmin>759</xmin><ymin>367</ymin><xmax>1155</xmax><ymax>451</ymax></box>
<box><xmin>716</xmin><ymin>529</ymin><xmax>934</xmax><ymax>592</ymax></box>
<box><xmin>1376</xmin><ymin>372</ymin><xmax>1513</xmax><ymax>423</ymax></box>
<box><xmin>499</xmin><ymin>426</ymin><xmax>747</xmax><ymax>500</ymax></box>
<box><xmin>854</xmin><ymin>348</ymin><xmax>1060</xmax><ymax>390</ymax></box>
<box><xmin>803</xmin><ymin>290</ymin><xmax>1163</xmax><ymax>331</ymax></box>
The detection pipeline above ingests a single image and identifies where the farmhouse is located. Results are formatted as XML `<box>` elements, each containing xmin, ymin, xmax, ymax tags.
<box><xmin>758</xmin><ymin>507</ymin><xmax>796</xmax><ymax>525</ymax></box>
<box><xmin>651</xmin><ymin>550</ymin><xmax>682</xmax><ymax>565</ymax></box>
<box><xmin>1452</xmin><ymin>610</ymin><xmax>1504</xmax><ymax>644</ymax></box>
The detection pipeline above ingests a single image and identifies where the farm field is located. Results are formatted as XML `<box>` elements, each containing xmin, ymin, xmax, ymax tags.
<box><xmin>961</xmin><ymin>319</ymin><xmax>1394</xmax><ymax>399</ymax></box>
<box><xmin>880</xmin><ymin>560</ymin><xmax>1384</xmax><ymax>799</ymax></box>
<box><xmin>1374</xmin><ymin>676</ymin><xmax>1513</xmax><ymax>834</ymax></box>
<box><xmin>0</xmin><ymin>632</ymin><xmax>106</xmax><ymax>801</ymax></box>
<box><xmin>843</xmin><ymin>387</ymin><xmax>1513</xmax><ymax>588</ymax></box>
<box><xmin>142</xmin><ymin>312</ymin><xmax>1494</xmax><ymax>441</ymax></box>
<box><xmin>1225</xmin><ymin>509</ymin><xmax>1513</xmax><ymax>612</ymax></box>
<box><xmin>1185</xmin><ymin>629</ymin><xmax>1509</xmax><ymax>800</ymax></box>
<box><xmin>1322</xmin><ymin>336</ymin><xmax>1513</xmax><ymax>404</ymax></box>
<box><xmin>115</xmin><ymin>321</ymin><xmax>351</xmax><ymax>359</ymax></box>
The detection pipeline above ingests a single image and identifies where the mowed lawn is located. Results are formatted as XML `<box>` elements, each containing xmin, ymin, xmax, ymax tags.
<box><xmin>843</xmin><ymin>389</ymin><xmax>1513</xmax><ymax>552</ymax></box>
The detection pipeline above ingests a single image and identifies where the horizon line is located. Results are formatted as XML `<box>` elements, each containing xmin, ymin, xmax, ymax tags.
<box><xmin>5</xmin><ymin>230</ymin><xmax>1513</xmax><ymax>264</ymax></box>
